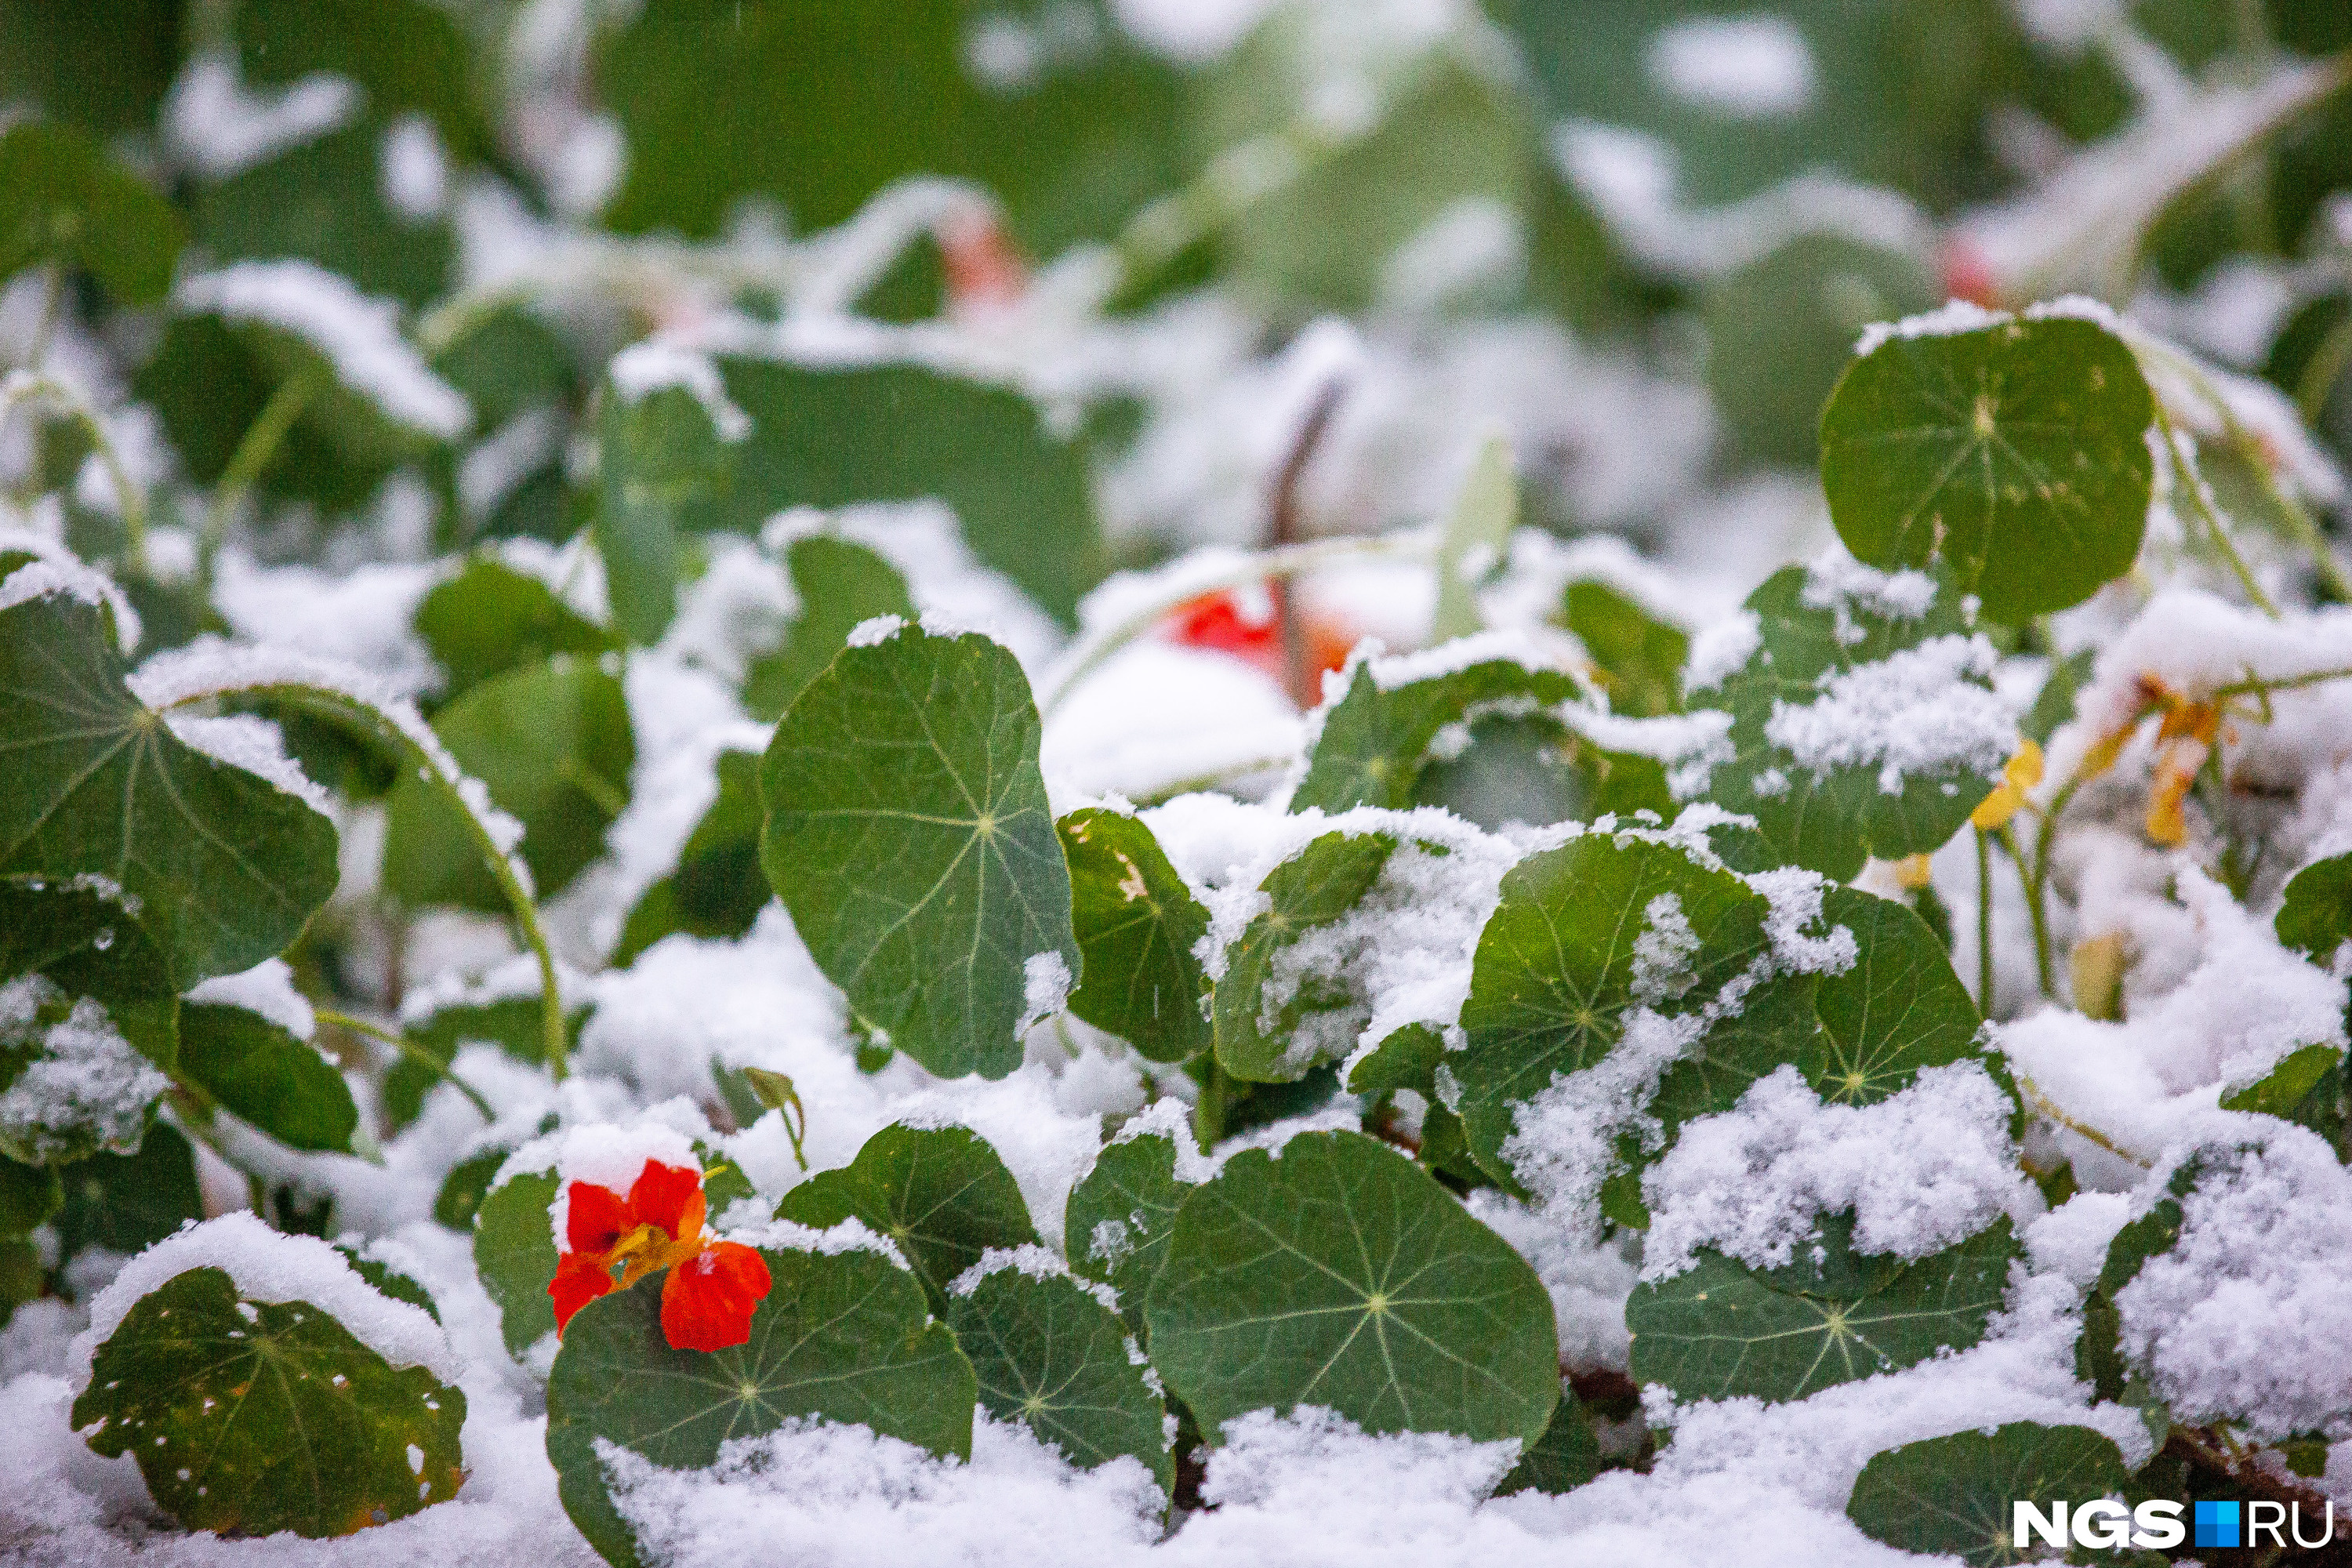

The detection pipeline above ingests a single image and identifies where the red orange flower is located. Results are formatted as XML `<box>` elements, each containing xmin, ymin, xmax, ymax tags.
<box><xmin>1167</xmin><ymin>589</ymin><xmax>1355</xmax><ymax>704</ymax></box>
<box><xmin>547</xmin><ymin>1159</ymin><xmax>771</xmax><ymax>1352</ymax></box>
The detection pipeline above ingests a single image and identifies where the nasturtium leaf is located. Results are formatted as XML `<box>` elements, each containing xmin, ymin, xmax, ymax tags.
<box><xmin>2277</xmin><ymin>852</ymin><xmax>2352</xmax><ymax>966</ymax></box>
<box><xmin>1058</xmin><ymin>808</ymin><xmax>1211</xmax><ymax>1064</ymax></box>
<box><xmin>1407</xmin><ymin>713</ymin><xmax>1588</xmax><ymax>832</ymax></box>
<box><xmin>0</xmin><ymin>0</ymin><xmax>180</xmax><ymax>138</ymax></box>
<box><xmin>1640</xmin><ymin>972</ymin><xmax>1828</xmax><ymax>1161</ymax></box>
<box><xmin>1494</xmin><ymin>1384</ymin><xmax>1602</xmax><ymax>1497</ymax></box>
<box><xmin>177</xmin><ymin>1002</ymin><xmax>358</xmax><ymax>1155</ymax></box>
<box><xmin>597</xmin><ymin>380</ymin><xmax>736</xmax><ymax>648</ymax></box>
<box><xmin>1454</xmin><ymin>831</ymin><xmax>1772</xmax><ymax>1192</ymax></box>
<box><xmin>946</xmin><ymin>1262</ymin><xmax>1173</xmax><ymax>1494</ymax></box>
<box><xmin>434</xmin><ymin>306</ymin><xmax>579</xmax><ymax>435</ymax></box>
<box><xmin>0</xmin><ymin>589</ymin><xmax>339</xmax><ymax>986</ymax></box>
<box><xmin>340</xmin><ymin>1247</ymin><xmax>441</xmax><ymax>1323</ymax></box>
<box><xmin>1065</xmin><ymin>1127</ymin><xmax>1189</xmax><ymax>1340</ymax></box>
<box><xmin>1686</xmin><ymin>561</ymin><xmax>2004</xmax><ymax>880</ymax></box>
<box><xmin>546</xmin><ymin>1244</ymin><xmax>975</xmax><ymax>1568</ymax></box>
<box><xmin>1819</xmin><ymin>314</ymin><xmax>2156</xmax><ymax>622</ymax></box>
<box><xmin>432</xmin><ymin>1145</ymin><xmax>511</xmax><ymax>1232</ymax></box>
<box><xmin>1562</xmin><ymin>579</ymin><xmax>1687</xmax><ymax>720</ymax></box>
<box><xmin>1148</xmin><ymin>1131</ymin><xmax>1559</xmax><ymax>1447</ymax></box>
<box><xmin>1846</xmin><ymin>1423</ymin><xmax>2129</xmax><ymax>1568</ymax></box>
<box><xmin>74</xmin><ymin>1266</ymin><xmax>466</xmax><ymax>1538</ymax></box>
<box><xmin>1806</xmin><ymin>887</ymin><xmax>1984</xmax><ymax>1104</ymax></box>
<box><xmin>1211</xmin><ymin>831</ymin><xmax>1395</xmax><ymax>1083</ymax></box>
<box><xmin>473</xmin><ymin>1171</ymin><xmax>560</xmax><ymax>1357</ymax></box>
<box><xmin>191</xmin><ymin>122</ymin><xmax>453</xmax><ymax>311</ymax></box>
<box><xmin>1292</xmin><ymin>656</ymin><xmax>1578</xmax><ymax>815</ymax></box>
<box><xmin>1625</xmin><ymin>1212</ymin><xmax>2020</xmax><ymax>1404</ymax></box>
<box><xmin>689</xmin><ymin>358</ymin><xmax>1103</xmax><ymax>625</ymax></box>
<box><xmin>1704</xmin><ymin>232</ymin><xmax>1937</xmax><ymax>467</ymax></box>
<box><xmin>49</xmin><ymin>1120</ymin><xmax>202</xmax><ymax>1261</ymax></box>
<box><xmin>2222</xmin><ymin>1044</ymin><xmax>2348</xmax><ymax>1158</ymax></box>
<box><xmin>0</xmin><ymin>122</ymin><xmax>183</xmax><ymax>305</ymax></box>
<box><xmin>774</xmin><ymin>1123</ymin><xmax>1037</xmax><ymax>1312</ymax></box>
<box><xmin>758</xmin><ymin>626</ymin><xmax>1079</xmax><ymax>1081</ymax></box>
<box><xmin>613</xmin><ymin>750</ymin><xmax>770</xmax><ymax>967</ymax></box>
<box><xmin>414</xmin><ymin>555</ymin><xmax>615</xmax><ymax>703</ymax></box>
<box><xmin>742</xmin><ymin>535</ymin><xmax>916</xmax><ymax>720</ymax></box>
<box><xmin>0</xmin><ymin>874</ymin><xmax>174</xmax><ymax>1002</ymax></box>
<box><xmin>0</xmin><ymin>1154</ymin><xmax>60</xmax><ymax>1236</ymax></box>
<box><xmin>383</xmin><ymin>655</ymin><xmax>633</xmax><ymax>912</ymax></box>
<box><xmin>2077</xmin><ymin>1164</ymin><xmax>2194</xmax><ymax>1400</ymax></box>
<box><xmin>1348</xmin><ymin>1022</ymin><xmax>1446</xmax><ymax>1100</ymax></box>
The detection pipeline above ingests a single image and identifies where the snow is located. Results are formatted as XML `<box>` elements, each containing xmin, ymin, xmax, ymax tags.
<box><xmin>845</xmin><ymin>613</ymin><xmax>906</xmax><ymax>648</ymax></box>
<box><xmin>381</xmin><ymin>114</ymin><xmax>451</xmax><ymax>223</ymax></box>
<box><xmin>1762</xmin><ymin>634</ymin><xmax>2012</xmax><ymax>794</ymax></box>
<box><xmin>187</xmin><ymin>958</ymin><xmax>318</xmax><ymax>1040</ymax></box>
<box><xmin>607</xmin><ymin>341</ymin><xmax>751</xmax><ymax>441</ymax></box>
<box><xmin>1640</xmin><ymin>1062</ymin><xmax>2035</xmax><ymax>1276</ymax></box>
<box><xmin>0</xmin><ymin>978</ymin><xmax>168</xmax><ymax>1163</ymax></box>
<box><xmin>70</xmin><ymin>1211</ymin><xmax>460</xmax><ymax>1387</ymax></box>
<box><xmin>1643</xmin><ymin>15</ymin><xmax>1817</xmax><ymax>120</ymax></box>
<box><xmin>165</xmin><ymin>53</ymin><xmax>359</xmax><ymax>180</ymax></box>
<box><xmin>161</xmin><ymin>712</ymin><xmax>333</xmax><ymax>813</ymax></box>
<box><xmin>176</xmin><ymin>262</ymin><xmax>472</xmax><ymax>441</ymax></box>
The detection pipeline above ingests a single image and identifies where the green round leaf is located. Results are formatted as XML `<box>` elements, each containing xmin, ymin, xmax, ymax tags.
<box><xmin>0</xmin><ymin>873</ymin><xmax>175</xmax><ymax>1002</ymax></box>
<box><xmin>1065</xmin><ymin>1126</ymin><xmax>1189</xmax><ymax>1341</ymax></box>
<box><xmin>1454</xmin><ymin>831</ymin><xmax>1771</xmax><ymax>1192</ymax></box>
<box><xmin>741</xmin><ymin>535</ymin><xmax>916</xmax><ymax>722</ymax></box>
<box><xmin>1808</xmin><ymin>887</ymin><xmax>1985</xmax><ymax>1104</ymax></box>
<box><xmin>414</xmin><ymin>555</ymin><xmax>615</xmax><ymax>703</ymax></box>
<box><xmin>1820</xmin><ymin>314</ymin><xmax>2155</xmax><ymax>622</ymax></box>
<box><xmin>545</xmin><ymin>1243</ymin><xmax>975</xmax><ymax>1568</ymax></box>
<box><xmin>1145</xmin><ymin>1130</ymin><xmax>1559</xmax><ymax>1448</ymax></box>
<box><xmin>1561</xmin><ymin>579</ymin><xmax>1687</xmax><ymax>720</ymax></box>
<box><xmin>2278</xmin><ymin>851</ymin><xmax>2352</xmax><ymax>966</ymax></box>
<box><xmin>1211</xmin><ymin>830</ymin><xmax>1396</xmax><ymax>1083</ymax></box>
<box><xmin>597</xmin><ymin>380</ymin><xmax>737</xmax><ymax>647</ymax></box>
<box><xmin>775</xmin><ymin>1123</ymin><xmax>1037</xmax><ymax>1312</ymax></box>
<box><xmin>1626</xmin><ymin>1211</ymin><xmax>2020</xmax><ymax>1404</ymax></box>
<box><xmin>946</xmin><ymin>1261</ymin><xmax>1172</xmax><ymax>1494</ymax></box>
<box><xmin>758</xmin><ymin>625</ymin><xmax>1078</xmax><ymax>1081</ymax></box>
<box><xmin>473</xmin><ymin>1170</ymin><xmax>559</xmax><ymax>1358</ymax></box>
<box><xmin>0</xmin><ymin>121</ymin><xmax>184</xmax><ymax>305</ymax></box>
<box><xmin>1846</xmin><ymin>1422</ymin><xmax>2129</xmax><ymax>1568</ymax></box>
<box><xmin>0</xmin><ymin>589</ymin><xmax>339</xmax><ymax>985</ymax></box>
<box><xmin>0</xmin><ymin>1152</ymin><xmax>60</xmax><ymax>1236</ymax></box>
<box><xmin>1060</xmin><ymin>808</ymin><xmax>1211</xmax><ymax>1065</ymax></box>
<box><xmin>383</xmin><ymin>655</ymin><xmax>633</xmax><ymax>912</ymax></box>
<box><xmin>50</xmin><ymin>1120</ymin><xmax>201</xmax><ymax>1259</ymax></box>
<box><xmin>1293</xmin><ymin>658</ymin><xmax>1578</xmax><ymax>816</ymax></box>
<box><xmin>74</xmin><ymin>1266</ymin><xmax>466</xmax><ymax>1538</ymax></box>
<box><xmin>179</xmin><ymin>1002</ymin><xmax>358</xmax><ymax>1154</ymax></box>
<box><xmin>1686</xmin><ymin>561</ymin><xmax>2005</xmax><ymax>879</ymax></box>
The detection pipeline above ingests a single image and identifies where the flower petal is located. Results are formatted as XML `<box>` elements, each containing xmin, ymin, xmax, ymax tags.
<box><xmin>628</xmin><ymin>1160</ymin><xmax>706</xmax><ymax>1240</ymax></box>
<box><xmin>659</xmin><ymin>1241</ymin><xmax>771</xmax><ymax>1353</ymax></box>
<box><xmin>550</xmin><ymin>1250</ymin><xmax>616</xmax><ymax>1335</ymax></box>
<box><xmin>564</xmin><ymin>1181</ymin><xmax>630</xmax><ymax>1256</ymax></box>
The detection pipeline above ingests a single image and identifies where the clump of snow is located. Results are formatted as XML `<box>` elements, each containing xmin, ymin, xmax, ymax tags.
<box><xmin>69</xmin><ymin>1210</ymin><xmax>459</xmax><ymax>1386</ymax></box>
<box><xmin>495</xmin><ymin>1114</ymin><xmax>706</xmax><ymax>1248</ymax></box>
<box><xmin>2118</xmin><ymin>1131</ymin><xmax>2352</xmax><ymax>1439</ymax></box>
<box><xmin>176</xmin><ymin>261</ymin><xmax>471</xmax><ymax>440</ymax></box>
<box><xmin>187</xmin><ymin>956</ymin><xmax>318</xmax><ymax>1040</ymax></box>
<box><xmin>608</xmin><ymin>341</ymin><xmax>751</xmax><ymax>441</ymax></box>
<box><xmin>0</xmin><ymin>540</ymin><xmax>141</xmax><ymax>652</ymax></box>
<box><xmin>1644</xmin><ymin>14</ymin><xmax>1817</xmax><ymax>120</ymax></box>
<box><xmin>1853</xmin><ymin>299</ymin><xmax>2006</xmax><ymax>358</ymax></box>
<box><xmin>949</xmin><ymin>1244</ymin><xmax>1124</xmax><ymax>1319</ymax></box>
<box><xmin>380</xmin><ymin>114</ymin><xmax>450</xmax><ymax>223</ymax></box>
<box><xmin>1022</xmin><ymin>951</ymin><xmax>1076</xmax><ymax>1030</ymax></box>
<box><xmin>1680</xmin><ymin>612</ymin><xmax>1760</xmax><ymax>695</ymax></box>
<box><xmin>164</xmin><ymin>53</ymin><xmax>358</xmax><ymax>180</ymax></box>
<box><xmin>1640</xmin><ymin>1062</ymin><xmax>2035</xmax><ymax>1277</ymax></box>
<box><xmin>1762</xmin><ymin>635</ymin><xmax>2012</xmax><ymax>794</ymax></box>
<box><xmin>160</xmin><ymin>711</ymin><xmax>332</xmax><ymax>813</ymax></box>
<box><xmin>845</xmin><ymin>613</ymin><xmax>908</xmax><ymax>648</ymax></box>
<box><xmin>0</xmin><ymin>978</ymin><xmax>168</xmax><ymax>1164</ymax></box>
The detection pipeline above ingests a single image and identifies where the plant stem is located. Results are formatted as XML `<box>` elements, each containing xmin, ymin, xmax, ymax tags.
<box><xmin>24</xmin><ymin>262</ymin><xmax>64</xmax><ymax>368</ymax></box>
<box><xmin>1998</xmin><ymin>822</ymin><xmax>2056</xmax><ymax>1000</ymax></box>
<box><xmin>2014</xmin><ymin>1071</ymin><xmax>2150</xmax><ymax>1168</ymax></box>
<box><xmin>200</xmin><ymin>370</ymin><xmax>320</xmax><ymax>592</ymax></box>
<box><xmin>1266</xmin><ymin>379</ymin><xmax>1346</xmax><ymax>710</ymax></box>
<box><xmin>2212</xmin><ymin>663</ymin><xmax>2352</xmax><ymax>703</ymax></box>
<box><xmin>2156</xmin><ymin>406</ymin><xmax>2279</xmax><ymax>617</ymax></box>
<box><xmin>1975</xmin><ymin>827</ymin><xmax>1996</xmax><ymax>1016</ymax></box>
<box><xmin>2296</xmin><ymin>310</ymin><xmax>2352</xmax><ymax>426</ymax></box>
<box><xmin>315</xmin><ymin>1007</ymin><xmax>495</xmax><ymax>1123</ymax></box>
<box><xmin>0</xmin><ymin>372</ymin><xmax>149</xmax><ymax>572</ymax></box>
<box><xmin>153</xmin><ymin>677</ymin><xmax>572</xmax><ymax>1080</ymax></box>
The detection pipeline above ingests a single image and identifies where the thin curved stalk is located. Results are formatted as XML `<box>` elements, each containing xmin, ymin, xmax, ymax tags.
<box><xmin>151</xmin><ymin>677</ymin><xmax>572</xmax><ymax>1080</ymax></box>
<box><xmin>199</xmin><ymin>370</ymin><xmax>321</xmax><ymax>593</ymax></box>
<box><xmin>1998</xmin><ymin>822</ymin><xmax>2056</xmax><ymax>1000</ymax></box>
<box><xmin>2156</xmin><ymin>406</ymin><xmax>2278</xmax><ymax>617</ymax></box>
<box><xmin>316</xmin><ymin>1007</ymin><xmax>495</xmax><ymax>1123</ymax></box>
<box><xmin>0</xmin><ymin>372</ymin><xmax>149</xmax><ymax>572</ymax></box>
<box><xmin>2014</xmin><ymin>1070</ymin><xmax>2150</xmax><ymax>1169</ymax></box>
<box><xmin>1974</xmin><ymin>827</ymin><xmax>1995</xmax><ymax>1016</ymax></box>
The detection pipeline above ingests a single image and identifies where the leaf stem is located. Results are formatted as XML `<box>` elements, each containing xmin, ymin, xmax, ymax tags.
<box><xmin>2212</xmin><ymin>663</ymin><xmax>2352</xmax><ymax>702</ymax></box>
<box><xmin>1998</xmin><ymin>822</ymin><xmax>2056</xmax><ymax>1000</ymax></box>
<box><xmin>1974</xmin><ymin>827</ymin><xmax>1996</xmax><ymax>1016</ymax></box>
<box><xmin>2155</xmin><ymin>405</ymin><xmax>2278</xmax><ymax>618</ymax></box>
<box><xmin>2013</xmin><ymin>1070</ymin><xmax>2151</xmax><ymax>1169</ymax></box>
<box><xmin>314</xmin><ymin>1007</ymin><xmax>495</xmax><ymax>1123</ymax></box>
<box><xmin>152</xmin><ymin>677</ymin><xmax>573</xmax><ymax>1080</ymax></box>
<box><xmin>200</xmin><ymin>369</ymin><xmax>320</xmax><ymax>593</ymax></box>
<box><xmin>0</xmin><ymin>372</ymin><xmax>149</xmax><ymax>572</ymax></box>
<box><xmin>25</xmin><ymin>262</ymin><xmax>64</xmax><ymax>369</ymax></box>
<box><xmin>1266</xmin><ymin>379</ymin><xmax>1346</xmax><ymax>710</ymax></box>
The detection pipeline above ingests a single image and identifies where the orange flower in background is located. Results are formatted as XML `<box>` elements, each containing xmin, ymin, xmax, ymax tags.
<box><xmin>1167</xmin><ymin>588</ymin><xmax>1356</xmax><ymax>703</ymax></box>
<box><xmin>548</xmin><ymin>1160</ymin><xmax>771</xmax><ymax>1352</ymax></box>
<box><xmin>2137</xmin><ymin>677</ymin><xmax>2222</xmax><ymax>849</ymax></box>
<box><xmin>1969</xmin><ymin>738</ymin><xmax>2045</xmax><ymax>831</ymax></box>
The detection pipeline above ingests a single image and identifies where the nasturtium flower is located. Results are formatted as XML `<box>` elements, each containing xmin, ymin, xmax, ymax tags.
<box><xmin>548</xmin><ymin>1159</ymin><xmax>771</xmax><ymax>1352</ymax></box>
<box><xmin>1969</xmin><ymin>738</ymin><xmax>2044</xmax><ymax>831</ymax></box>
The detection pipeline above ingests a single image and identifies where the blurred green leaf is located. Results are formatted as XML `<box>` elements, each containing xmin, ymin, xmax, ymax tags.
<box><xmin>741</xmin><ymin>536</ymin><xmax>916</xmax><ymax>721</ymax></box>
<box><xmin>414</xmin><ymin>556</ymin><xmax>616</xmax><ymax>702</ymax></box>
<box><xmin>0</xmin><ymin>122</ymin><xmax>183</xmax><ymax>305</ymax></box>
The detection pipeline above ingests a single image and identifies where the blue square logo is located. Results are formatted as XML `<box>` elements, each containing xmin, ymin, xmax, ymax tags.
<box><xmin>2195</xmin><ymin>1500</ymin><xmax>2241</xmax><ymax>1548</ymax></box>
